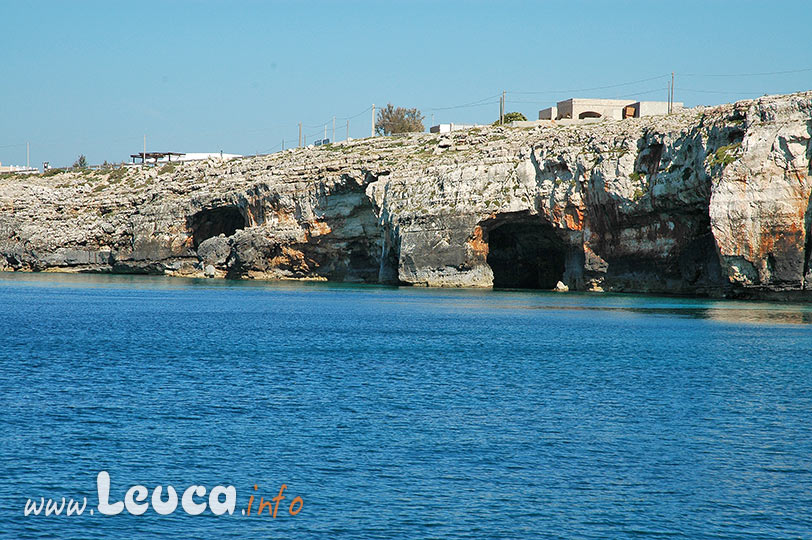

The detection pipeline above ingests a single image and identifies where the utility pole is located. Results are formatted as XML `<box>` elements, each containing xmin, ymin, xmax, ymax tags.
<box><xmin>670</xmin><ymin>72</ymin><xmax>675</xmax><ymax>114</ymax></box>
<box><xmin>371</xmin><ymin>104</ymin><xmax>376</xmax><ymax>137</ymax></box>
<box><xmin>500</xmin><ymin>91</ymin><xmax>506</xmax><ymax>125</ymax></box>
<box><xmin>282</xmin><ymin>138</ymin><xmax>285</xmax><ymax>151</ymax></box>
<box><xmin>143</xmin><ymin>134</ymin><xmax>147</xmax><ymax>177</ymax></box>
<box><xmin>26</xmin><ymin>142</ymin><xmax>29</xmax><ymax>169</ymax></box>
<box><xmin>332</xmin><ymin>116</ymin><xmax>335</xmax><ymax>143</ymax></box>
<box><xmin>346</xmin><ymin>119</ymin><xmax>349</xmax><ymax>141</ymax></box>
<box><xmin>298</xmin><ymin>123</ymin><xmax>302</xmax><ymax>148</ymax></box>
<box><xmin>324</xmin><ymin>124</ymin><xmax>327</xmax><ymax>142</ymax></box>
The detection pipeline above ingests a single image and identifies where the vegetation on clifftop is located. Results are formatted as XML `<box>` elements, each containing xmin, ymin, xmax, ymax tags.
<box><xmin>376</xmin><ymin>104</ymin><xmax>425</xmax><ymax>135</ymax></box>
<box><xmin>493</xmin><ymin>112</ymin><xmax>527</xmax><ymax>125</ymax></box>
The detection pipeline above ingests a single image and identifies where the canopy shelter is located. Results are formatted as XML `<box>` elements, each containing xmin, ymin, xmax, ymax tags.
<box><xmin>130</xmin><ymin>151</ymin><xmax>184</xmax><ymax>164</ymax></box>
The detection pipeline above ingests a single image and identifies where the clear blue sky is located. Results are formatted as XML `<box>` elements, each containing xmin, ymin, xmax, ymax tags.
<box><xmin>2</xmin><ymin>0</ymin><xmax>811</xmax><ymax>167</ymax></box>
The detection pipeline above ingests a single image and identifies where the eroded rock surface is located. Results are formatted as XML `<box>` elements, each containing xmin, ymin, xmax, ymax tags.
<box><xmin>1</xmin><ymin>92</ymin><xmax>810</xmax><ymax>298</ymax></box>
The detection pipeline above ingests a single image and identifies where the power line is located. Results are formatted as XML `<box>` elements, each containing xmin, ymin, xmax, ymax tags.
<box><xmin>269</xmin><ymin>66</ymin><xmax>812</xmax><ymax>145</ymax></box>
<box><xmin>680</xmin><ymin>67</ymin><xmax>812</xmax><ymax>77</ymax></box>
<box><xmin>8</xmin><ymin>66</ymin><xmax>811</xmax><ymax>164</ymax></box>
<box><xmin>301</xmin><ymin>105</ymin><xmax>373</xmax><ymax>131</ymax></box>
<box><xmin>506</xmin><ymin>87</ymin><xmax>667</xmax><ymax>105</ymax></box>
<box><xmin>607</xmin><ymin>87</ymin><xmax>670</xmax><ymax>99</ymax></box>
<box><xmin>677</xmin><ymin>88</ymin><xmax>770</xmax><ymax>95</ymax></box>
<box><xmin>509</xmin><ymin>74</ymin><xmax>669</xmax><ymax>95</ymax></box>
<box><xmin>423</xmin><ymin>94</ymin><xmax>501</xmax><ymax>111</ymax></box>
<box><xmin>338</xmin><ymin>106</ymin><xmax>372</xmax><ymax>120</ymax></box>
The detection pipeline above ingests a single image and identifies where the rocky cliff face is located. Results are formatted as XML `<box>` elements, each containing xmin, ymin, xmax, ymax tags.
<box><xmin>1</xmin><ymin>92</ymin><xmax>811</xmax><ymax>298</ymax></box>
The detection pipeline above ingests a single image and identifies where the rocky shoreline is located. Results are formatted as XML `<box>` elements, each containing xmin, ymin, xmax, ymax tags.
<box><xmin>1</xmin><ymin>91</ymin><xmax>811</xmax><ymax>299</ymax></box>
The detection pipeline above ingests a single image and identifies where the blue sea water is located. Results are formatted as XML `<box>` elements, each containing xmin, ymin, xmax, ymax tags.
<box><xmin>1</xmin><ymin>272</ymin><xmax>812</xmax><ymax>539</ymax></box>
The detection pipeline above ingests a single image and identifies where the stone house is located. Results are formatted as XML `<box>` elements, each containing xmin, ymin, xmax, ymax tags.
<box><xmin>539</xmin><ymin>98</ymin><xmax>682</xmax><ymax>121</ymax></box>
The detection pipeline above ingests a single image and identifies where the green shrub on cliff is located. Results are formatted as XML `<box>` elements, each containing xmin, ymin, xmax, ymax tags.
<box><xmin>708</xmin><ymin>142</ymin><xmax>742</xmax><ymax>167</ymax></box>
<box><xmin>107</xmin><ymin>167</ymin><xmax>128</xmax><ymax>181</ymax></box>
<box><xmin>158</xmin><ymin>163</ymin><xmax>176</xmax><ymax>175</ymax></box>
<box><xmin>492</xmin><ymin>112</ymin><xmax>527</xmax><ymax>126</ymax></box>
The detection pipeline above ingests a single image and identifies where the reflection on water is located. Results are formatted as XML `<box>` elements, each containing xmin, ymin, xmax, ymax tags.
<box><xmin>522</xmin><ymin>303</ymin><xmax>812</xmax><ymax>325</ymax></box>
<box><xmin>2</xmin><ymin>270</ymin><xmax>811</xmax><ymax>325</ymax></box>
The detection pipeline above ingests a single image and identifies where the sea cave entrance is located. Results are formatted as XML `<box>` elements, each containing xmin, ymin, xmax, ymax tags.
<box><xmin>484</xmin><ymin>216</ymin><xmax>566</xmax><ymax>289</ymax></box>
<box><xmin>188</xmin><ymin>206</ymin><xmax>247</xmax><ymax>248</ymax></box>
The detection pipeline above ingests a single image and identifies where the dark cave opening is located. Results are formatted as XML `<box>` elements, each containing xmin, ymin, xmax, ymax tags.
<box><xmin>486</xmin><ymin>219</ymin><xmax>566</xmax><ymax>289</ymax></box>
<box><xmin>188</xmin><ymin>206</ymin><xmax>246</xmax><ymax>248</ymax></box>
<box><xmin>578</xmin><ymin>111</ymin><xmax>602</xmax><ymax>119</ymax></box>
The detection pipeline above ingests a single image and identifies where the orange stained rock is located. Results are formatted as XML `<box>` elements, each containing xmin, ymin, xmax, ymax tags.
<box><xmin>269</xmin><ymin>246</ymin><xmax>310</xmax><ymax>272</ymax></box>
<box><xmin>309</xmin><ymin>221</ymin><xmax>332</xmax><ymax>237</ymax></box>
<box><xmin>563</xmin><ymin>206</ymin><xmax>584</xmax><ymax>230</ymax></box>
<box><xmin>551</xmin><ymin>204</ymin><xmax>563</xmax><ymax>224</ymax></box>
<box><xmin>244</xmin><ymin>207</ymin><xmax>256</xmax><ymax>227</ymax></box>
<box><xmin>274</xmin><ymin>209</ymin><xmax>297</xmax><ymax>225</ymax></box>
<box><xmin>468</xmin><ymin>225</ymin><xmax>488</xmax><ymax>258</ymax></box>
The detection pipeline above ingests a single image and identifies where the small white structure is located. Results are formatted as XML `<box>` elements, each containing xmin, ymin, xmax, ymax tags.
<box><xmin>430</xmin><ymin>123</ymin><xmax>480</xmax><ymax>134</ymax></box>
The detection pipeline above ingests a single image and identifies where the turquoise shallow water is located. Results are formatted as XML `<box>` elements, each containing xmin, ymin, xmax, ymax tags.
<box><xmin>2</xmin><ymin>272</ymin><xmax>812</xmax><ymax>539</ymax></box>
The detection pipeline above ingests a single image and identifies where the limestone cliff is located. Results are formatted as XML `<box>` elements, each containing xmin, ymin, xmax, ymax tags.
<box><xmin>1</xmin><ymin>91</ymin><xmax>811</xmax><ymax>298</ymax></box>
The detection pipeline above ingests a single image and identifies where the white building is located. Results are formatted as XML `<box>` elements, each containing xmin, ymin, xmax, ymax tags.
<box><xmin>539</xmin><ymin>98</ymin><xmax>683</xmax><ymax>121</ymax></box>
<box><xmin>429</xmin><ymin>123</ymin><xmax>481</xmax><ymax>134</ymax></box>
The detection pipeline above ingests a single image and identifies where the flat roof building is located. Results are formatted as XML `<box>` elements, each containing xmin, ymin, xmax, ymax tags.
<box><xmin>539</xmin><ymin>98</ymin><xmax>683</xmax><ymax>121</ymax></box>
